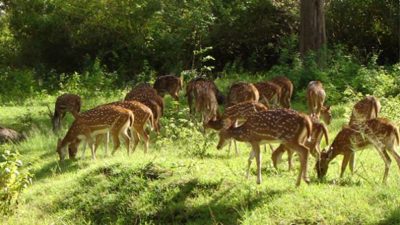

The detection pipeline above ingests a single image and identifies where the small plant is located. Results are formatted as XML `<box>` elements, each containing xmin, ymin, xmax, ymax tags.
<box><xmin>0</xmin><ymin>149</ymin><xmax>32</xmax><ymax>215</ymax></box>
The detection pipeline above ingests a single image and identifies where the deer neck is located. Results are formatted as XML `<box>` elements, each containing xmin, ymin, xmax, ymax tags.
<box><xmin>228</xmin><ymin>126</ymin><xmax>254</xmax><ymax>142</ymax></box>
<box><xmin>325</xmin><ymin>144</ymin><xmax>341</xmax><ymax>163</ymax></box>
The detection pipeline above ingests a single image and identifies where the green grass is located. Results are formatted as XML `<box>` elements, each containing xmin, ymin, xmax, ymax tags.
<box><xmin>2</xmin><ymin>86</ymin><xmax>400</xmax><ymax>225</ymax></box>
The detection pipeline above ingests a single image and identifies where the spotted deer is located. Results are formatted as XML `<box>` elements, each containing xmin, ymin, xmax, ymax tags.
<box><xmin>349</xmin><ymin>96</ymin><xmax>381</xmax><ymax>126</ymax></box>
<box><xmin>56</xmin><ymin>105</ymin><xmax>134</xmax><ymax>161</ymax></box>
<box><xmin>49</xmin><ymin>93</ymin><xmax>82</xmax><ymax>132</ymax></box>
<box><xmin>186</xmin><ymin>77</ymin><xmax>225</xmax><ymax>115</ymax></box>
<box><xmin>270</xmin><ymin>76</ymin><xmax>293</xmax><ymax>108</ymax></box>
<box><xmin>102</xmin><ymin>101</ymin><xmax>154</xmax><ymax>153</ymax></box>
<box><xmin>254</xmin><ymin>81</ymin><xmax>282</xmax><ymax>108</ymax></box>
<box><xmin>216</xmin><ymin>109</ymin><xmax>312</xmax><ymax>186</ymax></box>
<box><xmin>205</xmin><ymin>101</ymin><xmax>268</xmax><ymax>155</ymax></box>
<box><xmin>307</xmin><ymin>81</ymin><xmax>331</xmax><ymax>124</ymax></box>
<box><xmin>125</xmin><ymin>84</ymin><xmax>164</xmax><ymax>132</ymax></box>
<box><xmin>316</xmin><ymin>118</ymin><xmax>400</xmax><ymax>183</ymax></box>
<box><xmin>272</xmin><ymin>117</ymin><xmax>329</xmax><ymax>170</ymax></box>
<box><xmin>153</xmin><ymin>75</ymin><xmax>183</xmax><ymax>101</ymax></box>
<box><xmin>226</xmin><ymin>82</ymin><xmax>259</xmax><ymax>107</ymax></box>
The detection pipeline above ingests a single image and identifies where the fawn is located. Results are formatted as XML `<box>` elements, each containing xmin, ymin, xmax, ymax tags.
<box><xmin>316</xmin><ymin>118</ymin><xmax>400</xmax><ymax>183</ymax></box>
<box><xmin>56</xmin><ymin>105</ymin><xmax>134</xmax><ymax>161</ymax></box>
<box><xmin>49</xmin><ymin>93</ymin><xmax>81</xmax><ymax>133</ymax></box>
<box><xmin>349</xmin><ymin>96</ymin><xmax>381</xmax><ymax>126</ymax></box>
<box><xmin>153</xmin><ymin>75</ymin><xmax>183</xmax><ymax>101</ymax></box>
<box><xmin>217</xmin><ymin>109</ymin><xmax>312</xmax><ymax>186</ymax></box>
<box><xmin>270</xmin><ymin>76</ymin><xmax>293</xmax><ymax>108</ymax></box>
<box><xmin>272</xmin><ymin>117</ymin><xmax>329</xmax><ymax>170</ymax></box>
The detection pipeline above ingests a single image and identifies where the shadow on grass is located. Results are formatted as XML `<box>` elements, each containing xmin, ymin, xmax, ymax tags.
<box><xmin>33</xmin><ymin>159</ymin><xmax>81</xmax><ymax>181</ymax></box>
<box><xmin>378</xmin><ymin>207</ymin><xmax>400</xmax><ymax>225</ymax></box>
<box><xmin>153</xmin><ymin>179</ymin><xmax>285</xmax><ymax>224</ymax></box>
<box><xmin>53</xmin><ymin>162</ymin><xmax>287</xmax><ymax>225</ymax></box>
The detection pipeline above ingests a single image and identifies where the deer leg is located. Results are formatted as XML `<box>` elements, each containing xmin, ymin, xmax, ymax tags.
<box><xmin>81</xmin><ymin>141</ymin><xmax>87</xmax><ymax>159</ymax></box>
<box><xmin>386</xmin><ymin>146</ymin><xmax>400</xmax><ymax>172</ymax></box>
<box><xmin>340</xmin><ymin>153</ymin><xmax>351</xmax><ymax>178</ymax></box>
<box><xmin>287</xmin><ymin>148</ymin><xmax>294</xmax><ymax>171</ymax></box>
<box><xmin>375</xmin><ymin>147</ymin><xmax>391</xmax><ymax>184</ymax></box>
<box><xmin>246</xmin><ymin>150</ymin><xmax>255</xmax><ymax>179</ymax></box>
<box><xmin>111</xmin><ymin>131</ymin><xmax>121</xmax><ymax>156</ymax></box>
<box><xmin>121</xmin><ymin>130</ymin><xmax>131</xmax><ymax>156</ymax></box>
<box><xmin>271</xmin><ymin>144</ymin><xmax>285</xmax><ymax>170</ymax></box>
<box><xmin>131</xmin><ymin>131</ymin><xmax>140</xmax><ymax>153</ymax></box>
<box><xmin>138</xmin><ymin>126</ymin><xmax>149</xmax><ymax>153</ymax></box>
<box><xmin>349</xmin><ymin>152</ymin><xmax>355</xmax><ymax>174</ymax></box>
<box><xmin>251</xmin><ymin>143</ymin><xmax>262</xmax><ymax>184</ymax></box>
<box><xmin>288</xmin><ymin>144</ymin><xmax>309</xmax><ymax>186</ymax></box>
<box><xmin>228</xmin><ymin>140</ymin><xmax>232</xmax><ymax>155</ymax></box>
<box><xmin>105</xmin><ymin>132</ymin><xmax>110</xmax><ymax>156</ymax></box>
<box><xmin>234</xmin><ymin>140</ymin><xmax>239</xmax><ymax>156</ymax></box>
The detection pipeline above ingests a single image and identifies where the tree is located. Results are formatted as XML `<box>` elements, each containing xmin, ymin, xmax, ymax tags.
<box><xmin>299</xmin><ymin>0</ymin><xmax>326</xmax><ymax>60</ymax></box>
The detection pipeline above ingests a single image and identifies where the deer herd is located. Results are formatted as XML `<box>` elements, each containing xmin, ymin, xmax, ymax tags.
<box><xmin>50</xmin><ymin>75</ymin><xmax>400</xmax><ymax>186</ymax></box>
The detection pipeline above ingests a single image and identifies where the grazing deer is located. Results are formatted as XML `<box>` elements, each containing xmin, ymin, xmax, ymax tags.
<box><xmin>102</xmin><ymin>101</ymin><xmax>155</xmax><ymax>153</ymax></box>
<box><xmin>316</xmin><ymin>118</ymin><xmax>400</xmax><ymax>183</ymax></box>
<box><xmin>270</xmin><ymin>76</ymin><xmax>293</xmax><ymax>108</ymax></box>
<box><xmin>217</xmin><ymin>109</ymin><xmax>312</xmax><ymax>186</ymax></box>
<box><xmin>49</xmin><ymin>93</ymin><xmax>81</xmax><ymax>132</ymax></box>
<box><xmin>349</xmin><ymin>96</ymin><xmax>381</xmax><ymax>126</ymax></box>
<box><xmin>205</xmin><ymin>101</ymin><xmax>269</xmax><ymax>155</ymax></box>
<box><xmin>307</xmin><ymin>81</ymin><xmax>332</xmax><ymax>124</ymax></box>
<box><xmin>153</xmin><ymin>75</ymin><xmax>183</xmax><ymax>101</ymax></box>
<box><xmin>56</xmin><ymin>105</ymin><xmax>134</xmax><ymax>161</ymax></box>
<box><xmin>226</xmin><ymin>82</ymin><xmax>259</xmax><ymax>107</ymax></box>
<box><xmin>193</xmin><ymin>82</ymin><xmax>219</xmax><ymax>127</ymax></box>
<box><xmin>254</xmin><ymin>81</ymin><xmax>282</xmax><ymax>108</ymax></box>
<box><xmin>186</xmin><ymin>77</ymin><xmax>225</xmax><ymax>114</ymax></box>
<box><xmin>272</xmin><ymin>117</ymin><xmax>329</xmax><ymax>170</ymax></box>
<box><xmin>125</xmin><ymin>84</ymin><xmax>164</xmax><ymax>132</ymax></box>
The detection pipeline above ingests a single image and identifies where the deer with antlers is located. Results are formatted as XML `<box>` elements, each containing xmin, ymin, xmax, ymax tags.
<box><xmin>316</xmin><ymin>118</ymin><xmax>400</xmax><ymax>183</ymax></box>
<box><xmin>306</xmin><ymin>81</ymin><xmax>332</xmax><ymax>124</ymax></box>
<box><xmin>272</xmin><ymin>117</ymin><xmax>329</xmax><ymax>170</ymax></box>
<box><xmin>254</xmin><ymin>81</ymin><xmax>282</xmax><ymax>108</ymax></box>
<box><xmin>49</xmin><ymin>93</ymin><xmax>82</xmax><ymax>133</ymax></box>
<box><xmin>270</xmin><ymin>76</ymin><xmax>293</xmax><ymax>108</ymax></box>
<box><xmin>56</xmin><ymin>105</ymin><xmax>134</xmax><ymax>161</ymax></box>
<box><xmin>186</xmin><ymin>77</ymin><xmax>225</xmax><ymax>115</ymax></box>
<box><xmin>349</xmin><ymin>96</ymin><xmax>381</xmax><ymax>126</ymax></box>
<box><xmin>153</xmin><ymin>75</ymin><xmax>183</xmax><ymax>101</ymax></box>
<box><xmin>205</xmin><ymin>101</ymin><xmax>269</xmax><ymax>155</ymax></box>
<box><xmin>226</xmin><ymin>82</ymin><xmax>259</xmax><ymax>107</ymax></box>
<box><xmin>217</xmin><ymin>109</ymin><xmax>312</xmax><ymax>186</ymax></box>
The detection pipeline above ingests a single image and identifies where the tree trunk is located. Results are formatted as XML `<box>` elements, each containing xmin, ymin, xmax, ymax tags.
<box><xmin>300</xmin><ymin>0</ymin><xmax>326</xmax><ymax>60</ymax></box>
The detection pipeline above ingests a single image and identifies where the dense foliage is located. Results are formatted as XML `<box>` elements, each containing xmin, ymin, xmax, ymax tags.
<box><xmin>0</xmin><ymin>149</ymin><xmax>31</xmax><ymax>215</ymax></box>
<box><xmin>0</xmin><ymin>0</ymin><xmax>398</xmax><ymax>81</ymax></box>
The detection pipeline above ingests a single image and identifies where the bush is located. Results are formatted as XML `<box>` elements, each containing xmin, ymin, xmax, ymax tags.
<box><xmin>0</xmin><ymin>149</ymin><xmax>32</xmax><ymax>215</ymax></box>
<box><xmin>0</xmin><ymin>68</ymin><xmax>38</xmax><ymax>103</ymax></box>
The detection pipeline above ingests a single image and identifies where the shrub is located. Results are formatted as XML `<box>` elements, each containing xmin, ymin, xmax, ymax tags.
<box><xmin>0</xmin><ymin>149</ymin><xmax>32</xmax><ymax>215</ymax></box>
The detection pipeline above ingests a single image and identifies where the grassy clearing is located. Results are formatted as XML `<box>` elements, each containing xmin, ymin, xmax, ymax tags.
<box><xmin>2</xmin><ymin>82</ymin><xmax>400</xmax><ymax>225</ymax></box>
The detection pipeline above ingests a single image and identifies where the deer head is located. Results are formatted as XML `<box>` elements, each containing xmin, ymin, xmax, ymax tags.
<box><xmin>56</xmin><ymin>138</ymin><xmax>68</xmax><ymax>161</ymax></box>
<box><xmin>321</xmin><ymin>105</ymin><xmax>332</xmax><ymax>125</ymax></box>
<box><xmin>315</xmin><ymin>148</ymin><xmax>332</xmax><ymax>179</ymax></box>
